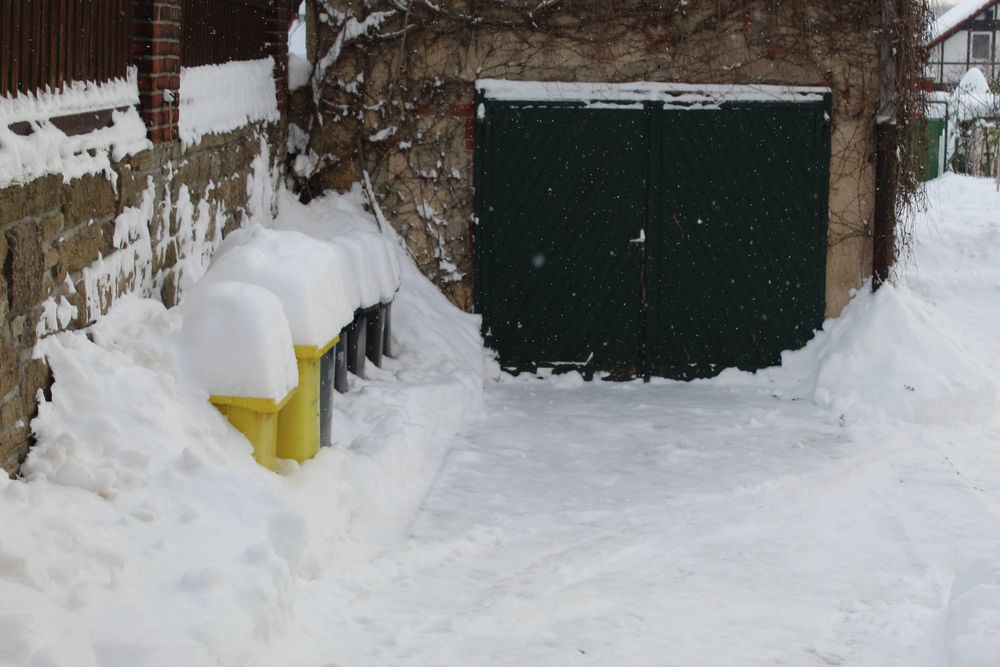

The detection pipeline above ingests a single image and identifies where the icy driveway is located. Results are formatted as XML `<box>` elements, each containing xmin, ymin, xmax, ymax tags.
<box><xmin>290</xmin><ymin>379</ymin><xmax>999</xmax><ymax>666</ymax></box>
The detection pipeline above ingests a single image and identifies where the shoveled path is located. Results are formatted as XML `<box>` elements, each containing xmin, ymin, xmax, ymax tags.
<box><xmin>283</xmin><ymin>376</ymin><xmax>999</xmax><ymax>666</ymax></box>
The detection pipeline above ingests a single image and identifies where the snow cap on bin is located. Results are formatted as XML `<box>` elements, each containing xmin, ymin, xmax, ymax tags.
<box><xmin>180</xmin><ymin>281</ymin><xmax>298</xmax><ymax>402</ymax></box>
<box><xmin>335</xmin><ymin>234</ymin><xmax>402</xmax><ymax>310</ymax></box>
<box><xmin>202</xmin><ymin>227</ymin><xmax>353</xmax><ymax>349</ymax></box>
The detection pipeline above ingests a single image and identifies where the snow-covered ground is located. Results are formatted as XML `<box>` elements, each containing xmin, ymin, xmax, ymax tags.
<box><xmin>2</xmin><ymin>175</ymin><xmax>999</xmax><ymax>666</ymax></box>
<box><xmin>271</xmin><ymin>175</ymin><xmax>1000</xmax><ymax>667</ymax></box>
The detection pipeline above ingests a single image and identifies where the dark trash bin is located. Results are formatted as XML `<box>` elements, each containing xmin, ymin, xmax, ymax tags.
<box><xmin>333</xmin><ymin>334</ymin><xmax>349</xmax><ymax>393</ymax></box>
<box><xmin>319</xmin><ymin>344</ymin><xmax>336</xmax><ymax>447</ymax></box>
<box><xmin>382</xmin><ymin>302</ymin><xmax>393</xmax><ymax>358</ymax></box>
<box><xmin>347</xmin><ymin>312</ymin><xmax>367</xmax><ymax>378</ymax></box>
<box><xmin>365</xmin><ymin>304</ymin><xmax>386</xmax><ymax>368</ymax></box>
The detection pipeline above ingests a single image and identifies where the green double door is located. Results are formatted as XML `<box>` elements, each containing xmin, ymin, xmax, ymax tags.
<box><xmin>474</xmin><ymin>96</ymin><xmax>831</xmax><ymax>379</ymax></box>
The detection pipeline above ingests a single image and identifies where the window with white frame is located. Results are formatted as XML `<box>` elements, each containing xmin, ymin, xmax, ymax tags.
<box><xmin>971</xmin><ymin>32</ymin><xmax>993</xmax><ymax>61</ymax></box>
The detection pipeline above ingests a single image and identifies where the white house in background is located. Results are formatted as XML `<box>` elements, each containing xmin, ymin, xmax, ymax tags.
<box><xmin>928</xmin><ymin>0</ymin><xmax>1000</xmax><ymax>89</ymax></box>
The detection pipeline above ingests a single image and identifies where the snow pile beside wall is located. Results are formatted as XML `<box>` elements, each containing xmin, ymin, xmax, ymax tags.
<box><xmin>178</xmin><ymin>58</ymin><xmax>280</xmax><ymax>148</ymax></box>
<box><xmin>766</xmin><ymin>284</ymin><xmax>997</xmax><ymax>424</ymax></box>
<box><xmin>0</xmin><ymin>186</ymin><xmax>484</xmax><ymax>664</ymax></box>
<box><xmin>0</xmin><ymin>73</ymin><xmax>150</xmax><ymax>187</ymax></box>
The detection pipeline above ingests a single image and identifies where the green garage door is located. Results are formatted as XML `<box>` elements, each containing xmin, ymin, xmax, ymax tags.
<box><xmin>474</xmin><ymin>83</ymin><xmax>832</xmax><ymax>380</ymax></box>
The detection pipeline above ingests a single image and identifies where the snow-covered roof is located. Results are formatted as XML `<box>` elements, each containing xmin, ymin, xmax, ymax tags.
<box><xmin>930</xmin><ymin>0</ymin><xmax>996</xmax><ymax>46</ymax></box>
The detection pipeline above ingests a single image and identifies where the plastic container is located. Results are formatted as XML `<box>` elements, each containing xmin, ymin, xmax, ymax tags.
<box><xmin>211</xmin><ymin>392</ymin><xmax>294</xmax><ymax>470</ymax></box>
<box><xmin>277</xmin><ymin>336</ymin><xmax>339</xmax><ymax>462</ymax></box>
<box><xmin>365</xmin><ymin>305</ymin><xmax>386</xmax><ymax>367</ymax></box>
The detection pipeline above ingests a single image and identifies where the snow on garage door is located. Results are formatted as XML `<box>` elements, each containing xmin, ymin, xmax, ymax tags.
<box><xmin>473</xmin><ymin>80</ymin><xmax>832</xmax><ymax>380</ymax></box>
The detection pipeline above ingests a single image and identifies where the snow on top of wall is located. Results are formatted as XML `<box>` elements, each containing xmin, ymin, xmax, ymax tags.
<box><xmin>476</xmin><ymin>79</ymin><xmax>830</xmax><ymax>106</ymax></box>
<box><xmin>0</xmin><ymin>70</ymin><xmax>150</xmax><ymax>187</ymax></box>
<box><xmin>178</xmin><ymin>58</ymin><xmax>280</xmax><ymax>148</ymax></box>
<box><xmin>0</xmin><ymin>74</ymin><xmax>139</xmax><ymax>122</ymax></box>
<box><xmin>932</xmin><ymin>0</ymin><xmax>994</xmax><ymax>42</ymax></box>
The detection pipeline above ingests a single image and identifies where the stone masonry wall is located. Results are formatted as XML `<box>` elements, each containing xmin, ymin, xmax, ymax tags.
<box><xmin>300</xmin><ymin>2</ymin><xmax>881</xmax><ymax>316</ymax></box>
<box><xmin>0</xmin><ymin>123</ymin><xmax>283</xmax><ymax>476</ymax></box>
<box><xmin>0</xmin><ymin>0</ymin><xmax>294</xmax><ymax>476</ymax></box>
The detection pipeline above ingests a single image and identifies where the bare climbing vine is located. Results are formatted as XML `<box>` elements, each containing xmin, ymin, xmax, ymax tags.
<box><xmin>288</xmin><ymin>0</ymin><xmax>932</xmax><ymax>306</ymax></box>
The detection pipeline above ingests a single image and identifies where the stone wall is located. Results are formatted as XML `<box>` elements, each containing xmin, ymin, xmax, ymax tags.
<box><xmin>297</xmin><ymin>1</ymin><xmax>881</xmax><ymax>316</ymax></box>
<box><xmin>0</xmin><ymin>121</ymin><xmax>283</xmax><ymax>475</ymax></box>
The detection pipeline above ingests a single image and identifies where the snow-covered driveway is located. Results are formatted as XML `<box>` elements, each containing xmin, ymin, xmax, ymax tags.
<box><xmin>279</xmin><ymin>176</ymin><xmax>1000</xmax><ymax>667</ymax></box>
<box><xmin>4</xmin><ymin>177</ymin><xmax>998</xmax><ymax>667</ymax></box>
<box><xmin>286</xmin><ymin>381</ymin><xmax>998</xmax><ymax>666</ymax></box>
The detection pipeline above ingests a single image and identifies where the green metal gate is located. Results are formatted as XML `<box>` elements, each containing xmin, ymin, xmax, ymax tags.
<box><xmin>474</xmin><ymin>84</ymin><xmax>832</xmax><ymax>380</ymax></box>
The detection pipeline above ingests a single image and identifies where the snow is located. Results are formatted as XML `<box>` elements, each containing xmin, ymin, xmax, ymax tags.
<box><xmin>288</xmin><ymin>55</ymin><xmax>313</xmax><ymax>92</ymax></box>
<box><xmin>477</xmin><ymin>79</ymin><xmax>830</xmax><ymax>104</ymax></box>
<box><xmin>180</xmin><ymin>282</ymin><xmax>299</xmax><ymax>401</ymax></box>
<box><xmin>195</xmin><ymin>186</ymin><xmax>403</xmax><ymax>353</ymax></box>
<box><xmin>288</xmin><ymin>2</ymin><xmax>307</xmax><ymax>59</ymax></box>
<box><xmin>178</xmin><ymin>58</ymin><xmax>280</xmax><ymax>148</ymax></box>
<box><xmin>80</xmin><ymin>177</ymin><xmax>158</xmax><ymax>323</ymax></box>
<box><xmin>730</xmin><ymin>283</ymin><xmax>997</xmax><ymax>424</ymax></box>
<box><xmin>1</xmin><ymin>185</ymin><xmax>484</xmax><ymax>666</ymax></box>
<box><xmin>270</xmin><ymin>186</ymin><xmax>403</xmax><ymax>311</ymax></box>
<box><xmin>199</xmin><ymin>227</ymin><xmax>352</xmax><ymax>349</ymax></box>
<box><xmin>932</xmin><ymin>0</ymin><xmax>993</xmax><ymax>42</ymax></box>
<box><xmin>0</xmin><ymin>71</ymin><xmax>150</xmax><ymax>187</ymax></box>
<box><xmin>950</xmin><ymin>67</ymin><xmax>997</xmax><ymax>121</ymax></box>
<box><xmin>287</xmin><ymin>1</ymin><xmax>312</xmax><ymax>91</ymax></box>
<box><xmin>4</xmin><ymin>174</ymin><xmax>1000</xmax><ymax>665</ymax></box>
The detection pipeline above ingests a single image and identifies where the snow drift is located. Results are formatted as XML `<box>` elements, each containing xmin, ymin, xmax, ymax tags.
<box><xmin>2</xmin><ymin>186</ymin><xmax>483</xmax><ymax>666</ymax></box>
<box><xmin>773</xmin><ymin>283</ymin><xmax>997</xmax><ymax>424</ymax></box>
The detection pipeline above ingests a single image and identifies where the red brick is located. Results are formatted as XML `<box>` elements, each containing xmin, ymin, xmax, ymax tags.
<box><xmin>153</xmin><ymin>73</ymin><xmax>180</xmax><ymax>89</ymax></box>
<box><xmin>152</xmin><ymin>22</ymin><xmax>180</xmax><ymax>40</ymax></box>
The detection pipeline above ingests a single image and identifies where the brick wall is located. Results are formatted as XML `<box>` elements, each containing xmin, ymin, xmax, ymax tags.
<box><xmin>134</xmin><ymin>0</ymin><xmax>182</xmax><ymax>144</ymax></box>
<box><xmin>266</xmin><ymin>2</ymin><xmax>294</xmax><ymax>115</ymax></box>
<box><xmin>0</xmin><ymin>3</ymin><xmax>291</xmax><ymax>475</ymax></box>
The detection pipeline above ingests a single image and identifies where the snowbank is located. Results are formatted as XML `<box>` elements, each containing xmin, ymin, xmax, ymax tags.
<box><xmin>0</xmin><ymin>72</ymin><xmax>150</xmax><ymax>187</ymax></box>
<box><xmin>178</xmin><ymin>58</ymin><xmax>280</xmax><ymax>148</ymax></box>
<box><xmin>1</xmin><ymin>186</ymin><xmax>483</xmax><ymax>665</ymax></box>
<box><xmin>746</xmin><ymin>284</ymin><xmax>997</xmax><ymax>424</ymax></box>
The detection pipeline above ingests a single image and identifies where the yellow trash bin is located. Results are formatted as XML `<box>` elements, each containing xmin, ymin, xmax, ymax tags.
<box><xmin>211</xmin><ymin>391</ymin><xmax>295</xmax><ymax>471</ymax></box>
<box><xmin>276</xmin><ymin>335</ymin><xmax>340</xmax><ymax>463</ymax></box>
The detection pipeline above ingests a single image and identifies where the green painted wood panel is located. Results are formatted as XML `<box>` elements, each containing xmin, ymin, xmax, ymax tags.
<box><xmin>651</xmin><ymin>103</ymin><xmax>830</xmax><ymax>378</ymax></box>
<box><xmin>475</xmin><ymin>103</ymin><xmax>647</xmax><ymax>375</ymax></box>
<box><xmin>475</xmin><ymin>96</ymin><xmax>831</xmax><ymax>379</ymax></box>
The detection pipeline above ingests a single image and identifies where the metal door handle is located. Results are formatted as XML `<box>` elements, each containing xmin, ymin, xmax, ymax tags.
<box><xmin>629</xmin><ymin>229</ymin><xmax>646</xmax><ymax>245</ymax></box>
